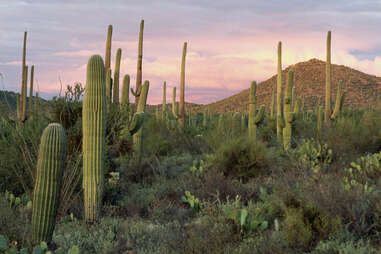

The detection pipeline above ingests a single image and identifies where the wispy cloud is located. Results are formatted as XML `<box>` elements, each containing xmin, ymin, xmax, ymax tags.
<box><xmin>1</xmin><ymin>0</ymin><xmax>381</xmax><ymax>104</ymax></box>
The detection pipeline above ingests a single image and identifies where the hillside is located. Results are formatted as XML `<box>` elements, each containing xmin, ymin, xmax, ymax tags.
<box><xmin>0</xmin><ymin>90</ymin><xmax>48</xmax><ymax>115</ymax></box>
<box><xmin>201</xmin><ymin>58</ymin><xmax>381</xmax><ymax>113</ymax></box>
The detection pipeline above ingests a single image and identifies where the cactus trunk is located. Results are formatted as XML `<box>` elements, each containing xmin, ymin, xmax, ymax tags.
<box><xmin>106</xmin><ymin>69</ymin><xmax>112</xmax><ymax>106</ymax></box>
<box><xmin>20</xmin><ymin>31</ymin><xmax>27</xmax><ymax>121</ymax></box>
<box><xmin>82</xmin><ymin>55</ymin><xmax>107</xmax><ymax>223</ymax></box>
<box><xmin>271</xmin><ymin>87</ymin><xmax>275</xmax><ymax>118</ymax></box>
<box><xmin>325</xmin><ymin>31</ymin><xmax>332</xmax><ymax>125</ymax></box>
<box><xmin>133</xmin><ymin>81</ymin><xmax>149</xmax><ymax>164</ymax></box>
<box><xmin>29</xmin><ymin>65</ymin><xmax>34</xmax><ymax>115</ymax></box>
<box><xmin>283</xmin><ymin>70</ymin><xmax>295</xmax><ymax>150</ymax></box>
<box><xmin>113</xmin><ymin>48</ymin><xmax>122</xmax><ymax>104</ymax></box>
<box><xmin>104</xmin><ymin>25</ymin><xmax>112</xmax><ymax>74</ymax></box>
<box><xmin>248</xmin><ymin>81</ymin><xmax>265</xmax><ymax>143</ymax></box>
<box><xmin>32</xmin><ymin>123</ymin><xmax>66</xmax><ymax>244</ymax></box>
<box><xmin>121</xmin><ymin>74</ymin><xmax>130</xmax><ymax>109</ymax></box>
<box><xmin>172</xmin><ymin>87</ymin><xmax>178</xmax><ymax>118</ymax></box>
<box><xmin>162</xmin><ymin>81</ymin><xmax>167</xmax><ymax>118</ymax></box>
<box><xmin>179</xmin><ymin>42</ymin><xmax>187</xmax><ymax>131</ymax></box>
<box><xmin>276</xmin><ymin>41</ymin><xmax>283</xmax><ymax>144</ymax></box>
<box><xmin>134</xmin><ymin>20</ymin><xmax>144</xmax><ymax>111</ymax></box>
<box><xmin>331</xmin><ymin>80</ymin><xmax>343</xmax><ymax>120</ymax></box>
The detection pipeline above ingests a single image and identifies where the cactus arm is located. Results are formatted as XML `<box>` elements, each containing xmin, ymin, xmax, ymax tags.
<box><xmin>331</xmin><ymin>80</ymin><xmax>343</xmax><ymax>120</ymax></box>
<box><xmin>121</xmin><ymin>74</ymin><xmax>130</xmax><ymax>107</ymax></box>
<box><xmin>131</xmin><ymin>86</ymin><xmax>141</xmax><ymax>97</ymax></box>
<box><xmin>104</xmin><ymin>25</ymin><xmax>112</xmax><ymax>73</ymax></box>
<box><xmin>113</xmin><ymin>48</ymin><xmax>122</xmax><ymax>104</ymax></box>
<box><xmin>129</xmin><ymin>112</ymin><xmax>145</xmax><ymax>135</ymax></box>
<box><xmin>254</xmin><ymin>105</ymin><xmax>265</xmax><ymax>124</ymax></box>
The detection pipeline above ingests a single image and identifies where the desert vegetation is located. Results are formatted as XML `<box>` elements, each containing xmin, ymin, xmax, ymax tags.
<box><xmin>0</xmin><ymin>23</ymin><xmax>380</xmax><ymax>254</ymax></box>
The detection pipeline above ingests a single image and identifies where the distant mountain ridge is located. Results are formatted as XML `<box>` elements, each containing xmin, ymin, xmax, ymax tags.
<box><xmin>201</xmin><ymin>58</ymin><xmax>381</xmax><ymax>113</ymax></box>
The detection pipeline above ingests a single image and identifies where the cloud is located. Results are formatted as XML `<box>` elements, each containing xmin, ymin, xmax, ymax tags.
<box><xmin>1</xmin><ymin>0</ymin><xmax>381</xmax><ymax>104</ymax></box>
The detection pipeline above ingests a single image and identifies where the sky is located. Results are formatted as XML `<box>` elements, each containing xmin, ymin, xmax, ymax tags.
<box><xmin>1</xmin><ymin>0</ymin><xmax>381</xmax><ymax>104</ymax></box>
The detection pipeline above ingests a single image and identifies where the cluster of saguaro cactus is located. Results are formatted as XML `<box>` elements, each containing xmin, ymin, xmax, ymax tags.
<box><xmin>248</xmin><ymin>81</ymin><xmax>265</xmax><ymax>143</ymax></box>
<box><xmin>82</xmin><ymin>55</ymin><xmax>107</xmax><ymax>223</ymax></box>
<box><xmin>32</xmin><ymin>123</ymin><xmax>66</xmax><ymax>243</ymax></box>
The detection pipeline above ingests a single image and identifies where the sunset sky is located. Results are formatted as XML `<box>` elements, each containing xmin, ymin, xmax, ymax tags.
<box><xmin>1</xmin><ymin>0</ymin><xmax>381</xmax><ymax>104</ymax></box>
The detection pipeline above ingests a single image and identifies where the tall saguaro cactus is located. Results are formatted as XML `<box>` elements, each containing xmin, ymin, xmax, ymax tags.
<box><xmin>82</xmin><ymin>55</ymin><xmax>107</xmax><ymax>223</ymax></box>
<box><xmin>172</xmin><ymin>87</ymin><xmax>178</xmax><ymax>118</ymax></box>
<box><xmin>104</xmin><ymin>25</ymin><xmax>112</xmax><ymax>74</ymax></box>
<box><xmin>282</xmin><ymin>70</ymin><xmax>295</xmax><ymax>150</ymax></box>
<box><xmin>248</xmin><ymin>81</ymin><xmax>265</xmax><ymax>143</ymax></box>
<box><xmin>113</xmin><ymin>48</ymin><xmax>122</xmax><ymax>104</ymax></box>
<box><xmin>179</xmin><ymin>42</ymin><xmax>187</xmax><ymax>131</ymax></box>
<box><xmin>162</xmin><ymin>81</ymin><xmax>167</xmax><ymax>118</ymax></box>
<box><xmin>325</xmin><ymin>30</ymin><xmax>332</xmax><ymax>125</ymax></box>
<box><xmin>133</xmin><ymin>81</ymin><xmax>149</xmax><ymax>164</ymax></box>
<box><xmin>19</xmin><ymin>31</ymin><xmax>27</xmax><ymax>121</ymax></box>
<box><xmin>276</xmin><ymin>41</ymin><xmax>283</xmax><ymax>144</ymax></box>
<box><xmin>29</xmin><ymin>65</ymin><xmax>34</xmax><ymax>115</ymax></box>
<box><xmin>134</xmin><ymin>20</ymin><xmax>144</xmax><ymax>110</ymax></box>
<box><xmin>32</xmin><ymin>123</ymin><xmax>66</xmax><ymax>244</ymax></box>
<box><xmin>121</xmin><ymin>74</ymin><xmax>130</xmax><ymax>108</ymax></box>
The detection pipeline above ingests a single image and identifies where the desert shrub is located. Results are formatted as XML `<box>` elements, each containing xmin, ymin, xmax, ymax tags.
<box><xmin>208</xmin><ymin>137</ymin><xmax>272</xmax><ymax>180</ymax></box>
<box><xmin>312</xmin><ymin>238</ymin><xmax>378</xmax><ymax>254</ymax></box>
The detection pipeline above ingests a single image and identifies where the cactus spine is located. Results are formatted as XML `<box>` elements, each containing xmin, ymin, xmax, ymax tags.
<box><xmin>113</xmin><ymin>48</ymin><xmax>122</xmax><ymax>104</ymax></box>
<box><xmin>82</xmin><ymin>55</ymin><xmax>107</xmax><ymax>223</ymax></box>
<box><xmin>325</xmin><ymin>31</ymin><xmax>332</xmax><ymax>125</ymax></box>
<box><xmin>32</xmin><ymin>123</ymin><xmax>66</xmax><ymax>243</ymax></box>
<box><xmin>283</xmin><ymin>71</ymin><xmax>295</xmax><ymax>150</ymax></box>
<box><xmin>248</xmin><ymin>81</ymin><xmax>265</xmax><ymax>142</ymax></box>
<box><xmin>105</xmin><ymin>25</ymin><xmax>112</xmax><ymax>74</ymax></box>
<box><xmin>121</xmin><ymin>74</ymin><xmax>130</xmax><ymax>109</ymax></box>
<box><xmin>29</xmin><ymin>65</ymin><xmax>34</xmax><ymax>115</ymax></box>
<box><xmin>162</xmin><ymin>81</ymin><xmax>167</xmax><ymax>118</ymax></box>
<box><xmin>133</xmin><ymin>81</ymin><xmax>149</xmax><ymax>164</ymax></box>
<box><xmin>276</xmin><ymin>41</ymin><xmax>283</xmax><ymax>144</ymax></box>
<box><xmin>179</xmin><ymin>42</ymin><xmax>187</xmax><ymax>131</ymax></box>
<box><xmin>134</xmin><ymin>20</ymin><xmax>144</xmax><ymax>111</ymax></box>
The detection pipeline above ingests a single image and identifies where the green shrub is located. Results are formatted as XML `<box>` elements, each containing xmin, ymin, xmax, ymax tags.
<box><xmin>208</xmin><ymin>137</ymin><xmax>271</xmax><ymax>180</ymax></box>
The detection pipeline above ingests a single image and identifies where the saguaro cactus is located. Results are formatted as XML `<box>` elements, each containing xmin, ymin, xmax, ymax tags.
<box><xmin>105</xmin><ymin>25</ymin><xmax>112</xmax><ymax>74</ymax></box>
<box><xmin>82</xmin><ymin>55</ymin><xmax>107</xmax><ymax>223</ymax></box>
<box><xmin>162</xmin><ymin>81</ymin><xmax>167</xmax><ymax>118</ymax></box>
<box><xmin>317</xmin><ymin>105</ymin><xmax>323</xmax><ymax>140</ymax></box>
<box><xmin>113</xmin><ymin>48</ymin><xmax>122</xmax><ymax>104</ymax></box>
<box><xmin>179</xmin><ymin>42</ymin><xmax>187</xmax><ymax>131</ymax></box>
<box><xmin>106</xmin><ymin>69</ymin><xmax>112</xmax><ymax>106</ymax></box>
<box><xmin>325</xmin><ymin>30</ymin><xmax>332</xmax><ymax>125</ymax></box>
<box><xmin>276</xmin><ymin>41</ymin><xmax>283</xmax><ymax>144</ymax></box>
<box><xmin>282</xmin><ymin>70</ymin><xmax>295</xmax><ymax>150</ymax></box>
<box><xmin>172</xmin><ymin>87</ymin><xmax>178</xmax><ymax>118</ymax></box>
<box><xmin>29</xmin><ymin>65</ymin><xmax>34</xmax><ymax>115</ymax></box>
<box><xmin>134</xmin><ymin>20</ymin><xmax>144</xmax><ymax>110</ymax></box>
<box><xmin>133</xmin><ymin>81</ymin><xmax>149</xmax><ymax>164</ymax></box>
<box><xmin>32</xmin><ymin>123</ymin><xmax>66</xmax><ymax>243</ymax></box>
<box><xmin>248</xmin><ymin>81</ymin><xmax>265</xmax><ymax>142</ymax></box>
<box><xmin>271</xmin><ymin>87</ymin><xmax>275</xmax><ymax>118</ymax></box>
<box><xmin>19</xmin><ymin>31</ymin><xmax>27</xmax><ymax>121</ymax></box>
<box><xmin>121</xmin><ymin>74</ymin><xmax>130</xmax><ymax>108</ymax></box>
<box><xmin>22</xmin><ymin>65</ymin><xmax>28</xmax><ymax>120</ymax></box>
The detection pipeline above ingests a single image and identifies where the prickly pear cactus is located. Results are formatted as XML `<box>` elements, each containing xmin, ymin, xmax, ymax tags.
<box><xmin>32</xmin><ymin>123</ymin><xmax>66</xmax><ymax>243</ymax></box>
<box><xmin>82</xmin><ymin>55</ymin><xmax>107</xmax><ymax>223</ymax></box>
